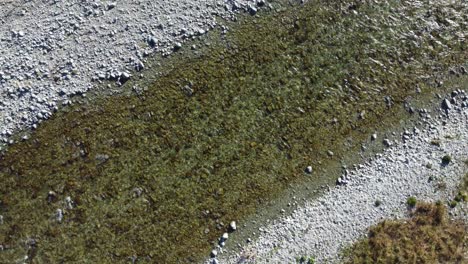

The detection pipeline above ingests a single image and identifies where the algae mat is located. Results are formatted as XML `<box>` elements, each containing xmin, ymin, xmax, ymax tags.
<box><xmin>1</xmin><ymin>0</ymin><xmax>467</xmax><ymax>263</ymax></box>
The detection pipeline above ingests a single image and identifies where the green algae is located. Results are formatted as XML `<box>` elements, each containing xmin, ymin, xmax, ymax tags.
<box><xmin>1</xmin><ymin>1</ymin><xmax>467</xmax><ymax>263</ymax></box>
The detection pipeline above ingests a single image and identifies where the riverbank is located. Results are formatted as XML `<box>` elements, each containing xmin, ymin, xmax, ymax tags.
<box><xmin>0</xmin><ymin>0</ymin><xmax>268</xmax><ymax>149</ymax></box>
<box><xmin>218</xmin><ymin>83</ymin><xmax>468</xmax><ymax>263</ymax></box>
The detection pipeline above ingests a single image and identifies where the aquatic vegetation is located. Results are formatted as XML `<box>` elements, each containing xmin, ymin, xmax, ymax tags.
<box><xmin>1</xmin><ymin>0</ymin><xmax>467</xmax><ymax>262</ymax></box>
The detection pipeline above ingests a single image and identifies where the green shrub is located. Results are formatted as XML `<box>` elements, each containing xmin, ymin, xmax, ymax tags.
<box><xmin>454</xmin><ymin>191</ymin><xmax>467</xmax><ymax>203</ymax></box>
<box><xmin>430</xmin><ymin>139</ymin><xmax>441</xmax><ymax>146</ymax></box>
<box><xmin>442</xmin><ymin>155</ymin><xmax>452</xmax><ymax>165</ymax></box>
<box><xmin>407</xmin><ymin>197</ymin><xmax>417</xmax><ymax>207</ymax></box>
<box><xmin>449</xmin><ymin>200</ymin><xmax>458</xmax><ymax>208</ymax></box>
<box><xmin>296</xmin><ymin>256</ymin><xmax>315</xmax><ymax>264</ymax></box>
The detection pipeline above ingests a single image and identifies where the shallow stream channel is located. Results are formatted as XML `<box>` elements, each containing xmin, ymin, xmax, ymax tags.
<box><xmin>0</xmin><ymin>0</ymin><xmax>467</xmax><ymax>263</ymax></box>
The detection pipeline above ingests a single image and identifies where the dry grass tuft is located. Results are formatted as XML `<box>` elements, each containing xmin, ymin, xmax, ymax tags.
<box><xmin>345</xmin><ymin>202</ymin><xmax>467</xmax><ymax>264</ymax></box>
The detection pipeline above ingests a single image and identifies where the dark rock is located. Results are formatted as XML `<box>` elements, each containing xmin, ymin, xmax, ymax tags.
<box><xmin>441</xmin><ymin>99</ymin><xmax>452</xmax><ymax>110</ymax></box>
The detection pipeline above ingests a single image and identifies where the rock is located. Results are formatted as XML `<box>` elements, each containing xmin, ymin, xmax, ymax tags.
<box><xmin>95</xmin><ymin>154</ymin><xmax>110</xmax><ymax>164</ymax></box>
<box><xmin>442</xmin><ymin>99</ymin><xmax>452</xmax><ymax>110</ymax></box>
<box><xmin>147</xmin><ymin>36</ymin><xmax>157</xmax><ymax>47</ymax></box>
<box><xmin>181</xmin><ymin>85</ymin><xmax>194</xmax><ymax>97</ymax></box>
<box><xmin>55</xmin><ymin>209</ymin><xmax>63</xmax><ymax>222</ymax></box>
<box><xmin>132</xmin><ymin>187</ymin><xmax>144</xmax><ymax>198</ymax></box>
<box><xmin>229</xmin><ymin>221</ymin><xmax>237</xmax><ymax>231</ymax></box>
<box><xmin>358</xmin><ymin>110</ymin><xmax>365</xmax><ymax>119</ymax></box>
<box><xmin>210</xmin><ymin>249</ymin><xmax>218</xmax><ymax>258</ymax></box>
<box><xmin>0</xmin><ymin>215</ymin><xmax>3</xmax><ymax>225</ymax></box>
<box><xmin>210</xmin><ymin>258</ymin><xmax>219</xmax><ymax>264</ymax></box>
<box><xmin>384</xmin><ymin>96</ymin><xmax>393</xmax><ymax>108</ymax></box>
<box><xmin>371</xmin><ymin>133</ymin><xmax>377</xmax><ymax>141</ymax></box>
<box><xmin>460</xmin><ymin>66</ymin><xmax>467</xmax><ymax>75</ymax></box>
<box><xmin>174</xmin><ymin>42</ymin><xmax>182</xmax><ymax>50</ymax></box>
<box><xmin>107</xmin><ymin>2</ymin><xmax>117</xmax><ymax>10</ymax></box>
<box><xmin>383</xmin><ymin>139</ymin><xmax>391</xmax><ymax>147</ymax></box>
<box><xmin>120</xmin><ymin>72</ymin><xmax>131</xmax><ymax>83</ymax></box>
<box><xmin>336</xmin><ymin>177</ymin><xmax>347</xmax><ymax>186</ymax></box>
<box><xmin>249</xmin><ymin>5</ymin><xmax>258</xmax><ymax>15</ymax></box>
<box><xmin>305</xmin><ymin>166</ymin><xmax>313</xmax><ymax>174</ymax></box>
<box><xmin>222</xmin><ymin>232</ymin><xmax>229</xmax><ymax>240</ymax></box>
<box><xmin>327</xmin><ymin>150</ymin><xmax>334</xmax><ymax>157</ymax></box>
<box><xmin>47</xmin><ymin>191</ymin><xmax>57</xmax><ymax>203</ymax></box>
<box><xmin>65</xmin><ymin>196</ymin><xmax>74</xmax><ymax>209</ymax></box>
<box><xmin>450</xmin><ymin>98</ymin><xmax>457</xmax><ymax>106</ymax></box>
<box><xmin>135</xmin><ymin>61</ymin><xmax>145</xmax><ymax>72</ymax></box>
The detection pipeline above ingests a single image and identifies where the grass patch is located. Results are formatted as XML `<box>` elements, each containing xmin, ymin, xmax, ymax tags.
<box><xmin>296</xmin><ymin>255</ymin><xmax>316</xmax><ymax>264</ymax></box>
<box><xmin>430</xmin><ymin>139</ymin><xmax>441</xmax><ymax>147</ymax></box>
<box><xmin>0</xmin><ymin>1</ymin><xmax>467</xmax><ymax>263</ymax></box>
<box><xmin>344</xmin><ymin>202</ymin><xmax>467</xmax><ymax>263</ymax></box>
<box><xmin>451</xmin><ymin>173</ymin><xmax>468</xmax><ymax>207</ymax></box>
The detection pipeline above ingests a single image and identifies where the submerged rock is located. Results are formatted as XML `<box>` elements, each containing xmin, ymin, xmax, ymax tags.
<box><xmin>229</xmin><ymin>221</ymin><xmax>237</xmax><ymax>231</ymax></box>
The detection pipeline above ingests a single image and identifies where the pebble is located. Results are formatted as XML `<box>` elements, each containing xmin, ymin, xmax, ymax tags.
<box><xmin>305</xmin><ymin>166</ymin><xmax>313</xmax><ymax>174</ymax></box>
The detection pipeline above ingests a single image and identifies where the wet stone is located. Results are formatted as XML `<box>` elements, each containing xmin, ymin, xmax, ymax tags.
<box><xmin>229</xmin><ymin>221</ymin><xmax>237</xmax><ymax>231</ymax></box>
<box><xmin>55</xmin><ymin>209</ymin><xmax>63</xmax><ymax>223</ymax></box>
<box><xmin>47</xmin><ymin>191</ymin><xmax>57</xmax><ymax>203</ymax></box>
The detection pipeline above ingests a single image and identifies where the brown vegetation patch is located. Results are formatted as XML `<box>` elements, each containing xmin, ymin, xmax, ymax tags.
<box><xmin>345</xmin><ymin>203</ymin><xmax>467</xmax><ymax>264</ymax></box>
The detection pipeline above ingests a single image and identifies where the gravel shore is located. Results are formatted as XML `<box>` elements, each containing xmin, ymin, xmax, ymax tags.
<box><xmin>217</xmin><ymin>93</ymin><xmax>468</xmax><ymax>263</ymax></box>
<box><xmin>0</xmin><ymin>0</ymin><xmax>264</xmax><ymax>147</ymax></box>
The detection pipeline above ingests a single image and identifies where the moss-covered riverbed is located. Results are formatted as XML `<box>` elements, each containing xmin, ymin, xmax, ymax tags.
<box><xmin>1</xmin><ymin>0</ymin><xmax>467</xmax><ymax>263</ymax></box>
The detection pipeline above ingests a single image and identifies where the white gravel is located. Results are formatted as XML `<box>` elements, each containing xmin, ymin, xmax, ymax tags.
<box><xmin>0</xmin><ymin>0</ymin><xmax>266</xmax><ymax>147</ymax></box>
<box><xmin>217</xmin><ymin>94</ymin><xmax>468</xmax><ymax>263</ymax></box>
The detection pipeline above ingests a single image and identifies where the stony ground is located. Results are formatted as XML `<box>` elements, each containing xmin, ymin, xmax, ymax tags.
<box><xmin>216</xmin><ymin>93</ymin><xmax>468</xmax><ymax>263</ymax></box>
<box><xmin>0</xmin><ymin>0</ymin><xmax>266</xmax><ymax>148</ymax></box>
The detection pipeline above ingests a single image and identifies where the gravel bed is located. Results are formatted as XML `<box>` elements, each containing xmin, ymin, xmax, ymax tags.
<box><xmin>0</xmin><ymin>0</ymin><xmax>268</xmax><ymax>147</ymax></box>
<box><xmin>215</xmin><ymin>94</ymin><xmax>468</xmax><ymax>263</ymax></box>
